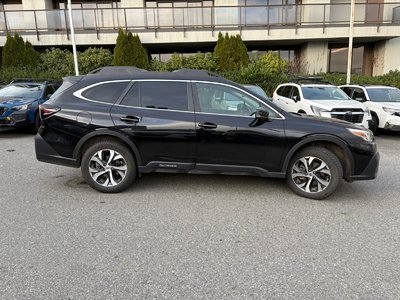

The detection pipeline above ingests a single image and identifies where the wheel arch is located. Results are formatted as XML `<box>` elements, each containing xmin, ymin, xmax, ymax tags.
<box><xmin>282</xmin><ymin>134</ymin><xmax>354</xmax><ymax>181</ymax></box>
<box><xmin>72</xmin><ymin>129</ymin><xmax>142</xmax><ymax>166</ymax></box>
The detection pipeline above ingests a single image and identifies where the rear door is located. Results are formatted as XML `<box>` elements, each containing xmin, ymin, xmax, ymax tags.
<box><xmin>110</xmin><ymin>80</ymin><xmax>196</xmax><ymax>171</ymax></box>
<box><xmin>192</xmin><ymin>81</ymin><xmax>286</xmax><ymax>173</ymax></box>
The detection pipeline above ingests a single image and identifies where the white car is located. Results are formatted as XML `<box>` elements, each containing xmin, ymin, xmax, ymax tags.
<box><xmin>272</xmin><ymin>81</ymin><xmax>371</xmax><ymax>129</ymax></box>
<box><xmin>340</xmin><ymin>85</ymin><xmax>400</xmax><ymax>134</ymax></box>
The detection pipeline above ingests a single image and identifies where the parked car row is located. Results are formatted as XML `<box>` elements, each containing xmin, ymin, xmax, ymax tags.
<box><xmin>35</xmin><ymin>67</ymin><xmax>379</xmax><ymax>200</ymax></box>
<box><xmin>269</xmin><ymin>77</ymin><xmax>400</xmax><ymax>135</ymax></box>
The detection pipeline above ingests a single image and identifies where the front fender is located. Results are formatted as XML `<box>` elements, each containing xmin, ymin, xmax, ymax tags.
<box><xmin>281</xmin><ymin>134</ymin><xmax>354</xmax><ymax>177</ymax></box>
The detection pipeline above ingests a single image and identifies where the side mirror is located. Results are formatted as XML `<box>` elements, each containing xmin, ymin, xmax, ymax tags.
<box><xmin>291</xmin><ymin>95</ymin><xmax>298</xmax><ymax>102</ymax></box>
<box><xmin>355</xmin><ymin>97</ymin><xmax>365</xmax><ymax>102</ymax></box>
<box><xmin>250</xmin><ymin>108</ymin><xmax>271</xmax><ymax>127</ymax></box>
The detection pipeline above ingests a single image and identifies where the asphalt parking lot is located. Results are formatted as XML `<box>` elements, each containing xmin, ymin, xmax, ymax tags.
<box><xmin>0</xmin><ymin>129</ymin><xmax>399</xmax><ymax>299</ymax></box>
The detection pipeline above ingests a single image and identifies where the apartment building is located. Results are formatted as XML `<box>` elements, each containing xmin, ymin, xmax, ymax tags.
<box><xmin>0</xmin><ymin>0</ymin><xmax>399</xmax><ymax>75</ymax></box>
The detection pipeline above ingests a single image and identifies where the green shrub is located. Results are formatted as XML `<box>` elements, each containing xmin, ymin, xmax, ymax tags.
<box><xmin>39</xmin><ymin>47</ymin><xmax>75</xmax><ymax>77</ymax></box>
<box><xmin>79</xmin><ymin>47</ymin><xmax>113</xmax><ymax>74</ymax></box>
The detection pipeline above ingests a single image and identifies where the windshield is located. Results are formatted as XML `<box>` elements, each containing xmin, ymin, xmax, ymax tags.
<box><xmin>0</xmin><ymin>84</ymin><xmax>42</xmax><ymax>98</ymax></box>
<box><xmin>366</xmin><ymin>88</ymin><xmax>400</xmax><ymax>102</ymax></box>
<box><xmin>301</xmin><ymin>86</ymin><xmax>350</xmax><ymax>100</ymax></box>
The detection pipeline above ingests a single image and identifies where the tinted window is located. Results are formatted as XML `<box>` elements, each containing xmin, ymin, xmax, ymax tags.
<box><xmin>82</xmin><ymin>81</ymin><xmax>129</xmax><ymax>104</ymax></box>
<box><xmin>291</xmin><ymin>87</ymin><xmax>300</xmax><ymax>100</ymax></box>
<box><xmin>44</xmin><ymin>85</ymin><xmax>56</xmax><ymax>98</ymax></box>
<box><xmin>341</xmin><ymin>87</ymin><xmax>353</xmax><ymax>97</ymax></box>
<box><xmin>352</xmin><ymin>88</ymin><xmax>366</xmax><ymax>101</ymax></box>
<box><xmin>120</xmin><ymin>82</ymin><xmax>140</xmax><ymax>107</ymax></box>
<box><xmin>280</xmin><ymin>86</ymin><xmax>292</xmax><ymax>98</ymax></box>
<box><xmin>140</xmin><ymin>81</ymin><xmax>188</xmax><ymax>111</ymax></box>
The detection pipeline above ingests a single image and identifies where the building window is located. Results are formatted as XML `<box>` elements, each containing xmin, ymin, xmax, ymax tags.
<box><xmin>329</xmin><ymin>46</ymin><xmax>364</xmax><ymax>74</ymax></box>
<box><xmin>58</xmin><ymin>1</ymin><xmax>121</xmax><ymax>9</ymax></box>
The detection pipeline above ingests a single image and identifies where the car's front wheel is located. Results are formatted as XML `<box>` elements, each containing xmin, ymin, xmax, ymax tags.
<box><xmin>286</xmin><ymin>147</ymin><xmax>343</xmax><ymax>200</ymax></box>
<box><xmin>81</xmin><ymin>140</ymin><xmax>137</xmax><ymax>193</ymax></box>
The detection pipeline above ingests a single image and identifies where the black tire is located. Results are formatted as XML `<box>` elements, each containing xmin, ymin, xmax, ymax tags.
<box><xmin>286</xmin><ymin>147</ymin><xmax>343</xmax><ymax>200</ymax></box>
<box><xmin>81</xmin><ymin>140</ymin><xmax>137</xmax><ymax>193</ymax></box>
<box><xmin>370</xmin><ymin>114</ymin><xmax>380</xmax><ymax>135</ymax></box>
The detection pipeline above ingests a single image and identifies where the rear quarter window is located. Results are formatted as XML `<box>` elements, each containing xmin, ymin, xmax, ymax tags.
<box><xmin>82</xmin><ymin>81</ymin><xmax>129</xmax><ymax>104</ymax></box>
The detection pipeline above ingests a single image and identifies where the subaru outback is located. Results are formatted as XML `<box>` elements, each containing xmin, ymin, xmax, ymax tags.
<box><xmin>35</xmin><ymin>67</ymin><xmax>379</xmax><ymax>200</ymax></box>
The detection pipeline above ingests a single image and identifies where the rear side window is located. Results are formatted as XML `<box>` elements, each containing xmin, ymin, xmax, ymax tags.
<box><xmin>120</xmin><ymin>82</ymin><xmax>140</xmax><ymax>107</ymax></box>
<box><xmin>82</xmin><ymin>81</ymin><xmax>129</xmax><ymax>104</ymax></box>
<box><xmin>140</xmin><ymin>81</ymin><xmax>188</xmax><ymax>111</ymax></box>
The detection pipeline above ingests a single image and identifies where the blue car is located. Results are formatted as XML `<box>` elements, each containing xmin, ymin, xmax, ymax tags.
<box><xmin>0</xmin><ymin>79</ymin><xmax>59</xmax><ymax>132</ymax></box>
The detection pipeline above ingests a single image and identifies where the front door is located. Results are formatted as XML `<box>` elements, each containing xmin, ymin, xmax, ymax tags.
<box><xmin>192</xmin><ymin>82</ymin><xmax>286</xmax><ymax>173</ymax></box>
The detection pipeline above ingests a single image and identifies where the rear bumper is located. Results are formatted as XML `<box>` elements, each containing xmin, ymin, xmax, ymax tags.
<box><xmin>35</xmin><ymin>134</ymin><xmax>79</xmax><ymax>168</ymax></box>
<box><xmin>349</xmin><ymin>152</ymin><xmax>380</xmax><ymax>181</ymax></box>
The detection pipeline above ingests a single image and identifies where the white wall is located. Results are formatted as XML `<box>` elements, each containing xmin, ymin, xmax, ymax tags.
<box><xmin>299</xmin><ymin>42</ymin><xmax>329</xmax><ymax>74</ymax></box>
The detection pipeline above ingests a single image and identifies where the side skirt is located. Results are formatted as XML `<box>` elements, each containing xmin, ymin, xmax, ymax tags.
<box><xmin>138</xmin><ymin>161</ymin><xmax>286</xmax><ymax>178</ymax></box>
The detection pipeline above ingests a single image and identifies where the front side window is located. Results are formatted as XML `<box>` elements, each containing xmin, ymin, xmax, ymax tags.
<box><xmin>140</xmin><ymin>81</ymin><xmax>189</xmax><ymax>111</ymax></box>
<box><xmin>352</xmin><ymin>88</ymin><xmax>366</xmax><ymax>101</ymax></box>
<box><xmin>82</xmin><ymin>81</ymin><xmax>129</xmax><ymax>104</ymax></box>
<box><xmin>195</xmin><ymin>83</ymin><xmax>278</xmax><ymax>118</ymax></box>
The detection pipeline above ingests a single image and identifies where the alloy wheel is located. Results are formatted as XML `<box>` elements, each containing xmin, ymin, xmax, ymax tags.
<box><xmin>88</xmin><ymin>149</ymin><xmax>128</xmax><ymax>186</ymax></box>
<box><xmin>291</xmin><ymin>156</ymin><xmax>331</xmax><ymax>193</ymax></box>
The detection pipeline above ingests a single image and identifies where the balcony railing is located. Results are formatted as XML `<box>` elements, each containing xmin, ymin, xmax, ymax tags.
<box><xmin>0</xmin><ymin>3</ymin><xmax>399</xmax><ymax>40</ymax></box>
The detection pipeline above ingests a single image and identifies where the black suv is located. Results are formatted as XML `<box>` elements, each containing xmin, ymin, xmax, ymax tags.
<box><xmin>35</xmin><ymin>67</ymin><xmax>379</xmax><ymax>200</ymax></box>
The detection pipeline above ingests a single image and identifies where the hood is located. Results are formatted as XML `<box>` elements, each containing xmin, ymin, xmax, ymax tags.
<box><xmin>376</xmin><ymin>102</ymin><xmax>400</xmax><ymax>110</ymax></box>
<box><xmin>0</xmin><ymin>97</ymin><xmax>34</xmax><ymax>108</ymax></box>
<box><xmin>291</xmin><ymin>113</ymin><xmax>365</xmax><ymax>130</ymax></box>
<box><xmin>306</xmin><ymin>99</ymin><xmax>366</xmax><ymax>111</ymax></box>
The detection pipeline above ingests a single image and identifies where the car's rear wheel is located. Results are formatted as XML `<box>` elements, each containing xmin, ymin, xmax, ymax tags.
<box><xmin>81</xmin><ymin>140</ymin><xmax>137</xmax><ymax>193</ymax></box>
<box><xmin>286</xmin><ymin>147</ymin><xmax>343</xmax><ymax>200</ymax></box>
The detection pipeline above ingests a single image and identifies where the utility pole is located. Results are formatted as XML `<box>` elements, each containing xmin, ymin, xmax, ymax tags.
<box><xmin>346</xmin><ymin>0</ymin><xmax>356</xmax><ymax>84</ymax></box>
<box><xmin>68</xmin><ymin>0</ymin><xmax>79</xmax><ymax>76</ymax></box>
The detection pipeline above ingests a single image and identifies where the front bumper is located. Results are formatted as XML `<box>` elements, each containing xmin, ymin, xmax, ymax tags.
<box><xmin>0</xmin><ymin>111</ymin><xmax>31</xmax><ymax>128</ymax></box>
<box><xmin>349</xmin><ymin>152</ymin><xmax>380</xmax><ymax>181</ymax></box>
<box><xmin>383</xmin><ymin>116</ymin><xmax>400</xmax><ymax>131</ymax></box>
<box><xmin>35</xmin><ymin>134</ymin><xmax>79</xmax><ymax>168</ymax></box>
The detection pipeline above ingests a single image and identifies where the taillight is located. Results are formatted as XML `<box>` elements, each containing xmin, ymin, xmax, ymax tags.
<box><xmin>40</xmin><ymin>105</ymin><xmax>61</xmax><ymax>119</ymax></box>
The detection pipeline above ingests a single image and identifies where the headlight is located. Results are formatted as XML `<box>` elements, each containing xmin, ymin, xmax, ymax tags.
<box><xmin>310</xmin><ymin>105</ymin><xmax>329</xmax><ymax>116</ymax></box>
<box><xmin>382</xmin><ymin>107</ymin><xmax>400</xmax><ymax>115</ymax></box>
<box><xmin>13</xmin><ymin>103</ymin><xmax>31</xmax><ymax>110</ymax></box>
<box><xmin>347</xmin><ymin>128</ymin><xmax>374</xmax><ymax>142</ymax></box>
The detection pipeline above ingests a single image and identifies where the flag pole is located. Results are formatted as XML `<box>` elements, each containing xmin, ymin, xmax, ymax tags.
<box><xmin>68</xmin><ymin>0</ymin><xmax>79</xmax><ymax>76</ymax></box>
<box><xmin>346</xmin><ymin>0</ymin><xmax>355</xmax><ymax>84</ymax></box>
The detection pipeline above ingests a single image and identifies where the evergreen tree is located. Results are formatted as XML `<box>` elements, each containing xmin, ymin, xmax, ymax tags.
<box><xmin>114</xmin><ymin>28</ymin><xmax>128</xmax><ymax>66</ymax></box>
<box><xmin>213</xmin><ymin>32</ymin><xmax>249</xmax><ymax>71</ymax></box>
<box><xmin>2</xmin><ymin>33</ymin><xmax>39</xmax><ymax>68</ymax></box>
<box><xmin>113</xmin><ymin>29</ymin><xmax>149</xmax><ymax>69</ymax></box>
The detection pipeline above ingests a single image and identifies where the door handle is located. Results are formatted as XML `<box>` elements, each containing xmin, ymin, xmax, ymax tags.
<box><xmin>198</xmin><ymin>122</ymin><xmax>217</xmax><ymax>129</ymax></box>
<box><xmin>120</xmin><ymin>115</ymin><xmax>140</xmax><ymax>123</ymax></box>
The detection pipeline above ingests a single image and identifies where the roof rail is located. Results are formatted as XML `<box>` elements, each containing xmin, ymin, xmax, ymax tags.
<box><xmin>172</xmin><ymin>68</ymin><xmax>221</xmax><ymax>78</ymax></box>
<box><xmin>88</xmin><ymin>66</ymin><xmax>148</xmax><ymax>75</ymax></box>
<box><xmin>288</xmin><ymin>76</ymin><xmax>331</xmax><ymax>85</ymax></box>
<box><xmin>10</xmin><ymin>78</ymin><xmax>59</xmax><ymax>84</ymax></box>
